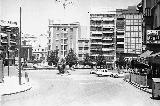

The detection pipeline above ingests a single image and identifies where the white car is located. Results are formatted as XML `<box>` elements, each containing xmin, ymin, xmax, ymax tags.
<box><xmin>112</xmin><ymin>72</ymin><xmax>125</xmax><ymax>78</ymax></box>
<box><xmin>90</xmin><ymin>69</ymin><xmax>97</xmax><ymax>74</ymax></box>
<box><xmin>101</xmin><ymin>69</ymin><xmax>112</xmax><ymax>76</ymax></box>
<box><xmin>96</xmin><ymin>69</ymin><xmax>103</xmax><ymax>76</ymax></box>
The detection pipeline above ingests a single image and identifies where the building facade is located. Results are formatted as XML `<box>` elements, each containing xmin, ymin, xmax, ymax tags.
<box><xmin>123</xmin><ymin>6</ymin><xmax>143</xmax><ymax>55</ymax></box>
<box><xmin>0</xmin><ymin>20</ymin><xmax>19</xmax><ymax>65</ymax></box>
<box><xmin>48</xmin><ymin>20</ymin><xmax>80</xmax><ymax>58</ymax></box>
<box><xmin>90</xmin><ymin>12</ymin><xmax>116</xmax><ymax>68</ymax></box>
<box><xmin>78</xmin><ymin>38</ymin><xmax>90</xmax><ymax>61</ymax></box>
<box><xmin>116</xmin><ymin>9</ymin><xmax>125</xmax><ymax>58</ymax></box>
<box><xmin>138</xmin><ymin>0</ymin><xmax>160</xmax><ymax>53</ymax></box>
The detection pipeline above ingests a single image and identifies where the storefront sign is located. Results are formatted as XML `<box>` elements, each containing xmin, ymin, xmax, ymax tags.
<box><xmin>147</xmin><ymin>30</ymin><xmax>160</xmax><ymax>44</ymax></box>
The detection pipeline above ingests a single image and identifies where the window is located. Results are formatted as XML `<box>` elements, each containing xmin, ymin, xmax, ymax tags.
<box><xmin>57</xmin><ymin>27</ymin><xmax>59</xmax><ymax>30</ymax></box>
<box><xmin>131</xmin><ymin>26</ymin><xmax>134</xmax><ymax>31</ymax></box>
<box><xmin>64</xmin><ymin>45</ymin><xmax>67</xmax><ymax>50</ymax></box>
<box><xmin>70</xmin><ymin>28</ymin><xmax>73</xmax><ymax>31</ymax></box>
<box><xmin>78</xmin><ymin>54</ymin><xmax>82</xmax><ymax>57</ymax></box>
<box><xmin>126</xmin><ymin>20</ymin><xmax>130</xmax><ymax>25</ymax></box>
<box><xmin>64</xmin><ymin>28</ymin><xmax>66</xmax><ymax>31</ymax></box>
<box><xmin>61</xmin><ymin>45</ymin><xmax>63</xmax><ymax>50</ymax></box>
<box><xmin>56</xmin><ymin>46</ymin><xmax>58</xmax><ymax>49</ymax></box>
<box><xmin>79</xmin><ymin>47</ymin><xmax>83</xmax><ymax>50</ymax></box>
<box><xmin>126</xmin><ymin>26</ymin><xmax>130</xmax><ymax>31</ymax></box>
<box><xmin>134</xmin><ymin>26</ymin><xmax>138</xmax><ymax>31</ymax></box>
<box><xmin>42</xmin><ymin>49</ymin><xmax>44</xmax><ymax>51</ymax></box>
<box><xmin>139</xmin><ymin>26</ymin><xmax>142</xmax><ymax>31</ymax></box>
<box><xmin>84</xmin><ymin>47</ymin><xmax>88</xmax><ymax>50</ymax></box>
<box><xmin>130</xmin><ymin>20</ymin><xmax>134</xmax><ymax>25</ymax></box>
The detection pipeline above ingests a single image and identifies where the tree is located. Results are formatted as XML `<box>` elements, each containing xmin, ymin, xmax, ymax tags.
<box><xmin>116</xmin><ymin>54</ymin><xmax>126</xmax><ymax>69</ymax></box>
<box><xmin>47</xmin><ymin>50</ymin><xmax>59</xmax><ymax>66</ymax></box>
<box><xmin>96</xmin><ymin>50</ymin><xmax>106</xmax><ymax>69</ymax></box>
<box><xmin>83</xmin><ymin>53</ymin><xmax>91</xmax><ymax>66</ymax></box>
<box><xmin>65</xmin><ymin>49</ymin><xmax>78</xmax><ymax>68</ymax></box>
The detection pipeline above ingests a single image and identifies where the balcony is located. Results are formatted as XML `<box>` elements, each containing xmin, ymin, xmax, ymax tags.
<box><xmin>90</xmin><ymin>24</ymin><xmax>102</xmax><ymax>27</ymax></box>
<box><xmin>102</xmin><ymin>48</ymin><xmax>114</xmax><ymax>51</ymax></box>
<box><xmin>1</xmin><ymin>39</ymin><xmax>8</xmax><ymax>43</ymax></box>
<box><xmin>102</xmin><ymin>42</ymin><xmax>114</xmax><ymax>45</ymax></box>
<box><xmin>91</xmin><ymin>42</ymin><xmax>102</xmax><ymax>45</ymax></box>
<box><xmin>103</xmin><ymin>24</ymin><xmax>114</xmax><ymax>28</ymax></box>
<box><xmin>90</xmin><ymin>17</ymin><xmax>102</xmax><ymax>21</ymax></box>
<box><xmin>102</xmin><ymin>17</ymin><xmax>115</xmax><ymax>21</ymax></box>
<box><xmin>102</xmin><ymin>37</ymin><xmax>113</xmax><ymax>40</ymax></box>
<box><xmin>91</xmin><ymin>31</ymin><xmax>102</xmax><ymax>34</ymax></box>
<box><xmin>117</xmin><ymin>42</ymin><xmax>124</xmax><ymax>44</ymax></box>
<box><xmin>103</xmin><ymin>30</ymin><xmax>114</xmax><ymax>33</ymax></box>
<box><xmin>90</xmin><ymin>37</ymin><xmax>102</xmax><ymax>40</ymax></box>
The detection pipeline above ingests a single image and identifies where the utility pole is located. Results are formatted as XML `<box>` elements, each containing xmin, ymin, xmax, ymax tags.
<box><xmin>7</xmin><ymin>32</ymin><xmax>10</xmax><ymax>76</ymax></box>
<box><xmin>18</xmin><ymin>7</ymin><xmax>22</xmax><ymax>85</ymax></box>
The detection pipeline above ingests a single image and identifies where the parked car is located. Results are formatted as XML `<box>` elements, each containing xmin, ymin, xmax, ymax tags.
<box><xmin>112</xmin><ymin>72</ymin><xmax>125</xmax><ymax>78</ymax></box>
<box><xmin>96</xmin><ymin>69</ymin><xmax>103</xmax><ymax>76</ymax></box>
<box><xmin>101</xmin><ymin>69</ymin><xmax>112</xmax><ymax>76</ymax></box>
<box><xmin>90</xmin><ymin>69</ymin><xmax>97</xmax><ymax>74</ymax></box>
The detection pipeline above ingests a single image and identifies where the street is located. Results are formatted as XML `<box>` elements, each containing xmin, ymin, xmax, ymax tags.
<box><xmin>1</xmin><ymin>67</ymin><xmax>160</xmax><ymax>106</ymax></box>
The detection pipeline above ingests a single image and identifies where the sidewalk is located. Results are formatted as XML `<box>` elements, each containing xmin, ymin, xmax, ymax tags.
<box><xmin>0</xmin><ymin>76</ymin><xmax>32</xmax><ymax>101</ymax></box>
<box><xmin>124</xmin><ymin>78</ymin><xmax>152</xmax><ymax>94</ymax></box>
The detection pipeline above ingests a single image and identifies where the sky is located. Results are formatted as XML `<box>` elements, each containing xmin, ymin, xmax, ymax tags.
<box><xmin>1</xmin><ymin>0</ymin><xmax>141</xmax><ymax>36</ymax></box>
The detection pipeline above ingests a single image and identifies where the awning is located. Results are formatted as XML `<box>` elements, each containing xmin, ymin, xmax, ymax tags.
<box><xmin>139</xmin><ymin>50</ymin><xmax>153</xmax><ymax>58</ymax></box>
<box><xmin>149</xmin><ymin>52</ymin><xmax>160</xmax><ymax>57</ymax></box>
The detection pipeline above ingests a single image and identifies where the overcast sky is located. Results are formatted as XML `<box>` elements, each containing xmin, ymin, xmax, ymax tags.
<box><xmin>1</xmin><ymin>0</ymin><xmax>141</xmax><ymax>36</ymax></box>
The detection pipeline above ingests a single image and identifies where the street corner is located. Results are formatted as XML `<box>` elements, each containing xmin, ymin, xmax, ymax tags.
<box><xmin>0</xmin><ymin>76</ymin><xmax>32</xmax><ymax>97</ymax></box>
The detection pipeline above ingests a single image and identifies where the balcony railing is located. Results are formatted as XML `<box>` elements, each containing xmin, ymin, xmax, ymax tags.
<box><xmin>143</xmin><ymin>8</ymin><xmax>151</xmax><ymax>17</ymax></box>
<box><xmin>102</xmin><ymin>37</ymin><xmax>113</xmax><ymax>40</ymax></box>
<box><xmin>103</xmin><ymin>31</ymin><xmax>114</xmax><ymax>33</ymax></box>
<box><xmin>102</xmin><ymin>48</ymin><xmax>114</xmax><ymax>51</ymax></box>
<box><xmin>91</xmin><ymin>31</ymin><xmax>102</xmax><ymax>34</ymax></box>
<box><xmin>91</xmin><ymin>42</ymin><xmax>102</xmax><ymax>45</ymax></box>
<box><xmin>90</xmin><ymin>37</ymin><xmax>102</xmax><ymax>40</ymax></box>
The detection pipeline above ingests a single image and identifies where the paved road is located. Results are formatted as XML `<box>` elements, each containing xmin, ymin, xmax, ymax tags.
<box><xmin>1</xmin><ymin>67</ymin><xmax>160</xmax><ymax>106</ymax></box>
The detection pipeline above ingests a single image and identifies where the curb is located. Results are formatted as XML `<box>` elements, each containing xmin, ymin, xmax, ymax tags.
<box><xmin>1</xmin><ymin>84</ymin><xmax>32</xmax><ymax>97</ymax></box>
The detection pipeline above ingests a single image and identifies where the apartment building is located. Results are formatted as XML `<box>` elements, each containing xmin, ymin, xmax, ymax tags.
<box><xmin>123</xmin><ymin>6</ymin><xmax>143</xmax><ymax>55</ymax></box>
<box><xmin>78</xmin><ymin>38</ymin><xmax>90</xmax><ymax>61</ymax></box>
<box><xmin>116</xmin><ymin>9</ymin><xmax>125</xmax><ymax>58</ymax></box>
<box><xmin>48</xmin><ymin>20</ymin><xmax>80</xmax><ymax>58</ymax></box>
<box><xmin>90</xmin><ymin>12</ymin><xmax>116</xmax><ymax>68</ymax></box>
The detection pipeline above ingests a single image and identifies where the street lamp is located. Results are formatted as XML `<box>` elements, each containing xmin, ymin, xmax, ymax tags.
<box><xmin>18</xmin><ymin>4</ymin><xmax>22</xmax><ymax>85</ymax></box>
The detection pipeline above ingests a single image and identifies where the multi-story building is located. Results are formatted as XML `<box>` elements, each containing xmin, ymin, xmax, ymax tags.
<box><xmin>48</xmin><ymin>20</ymin><xmax>80</xmax><ymax>58</ymax></box>
<box><xmin>137</xmin><ymin>0</ymin><xmax>160</xmax><ymax>78</ymax></box>
<box><xmin>0</xmin><ymin>20</ymin><xmax>19</xmax><ymax>65</ymax></box>
<box><xmin>116</xmin><ymin>9</ymin><xmax>125</xmax><ymax>58</ymax></box>
<box><xmin>32</xmin><ymin>34</ymin><xmax>48</xmax><ymax>61</ymax></box>
<box><xmin>138</xmin><ymin>0</ymin><xmax>160</xmax><ymax>53</ymax></box>
<box><xmin>90</xmin><ymin>12</ymin><xmax>116</xmax><ymax>68</ymax></box>
<box><xmin>123</xmin><ymin>6</ymin><xmax>143</xmax><ymax>55</ymax></box>
<box><xmin>21</xmin><ymin>34</ymin><xmax>37</xmax><ymax>62</ymax></box>
<box><xmin>78</xmin><ymin>38</ymin><xmax>90</xmax><ymax>61</ymax></box>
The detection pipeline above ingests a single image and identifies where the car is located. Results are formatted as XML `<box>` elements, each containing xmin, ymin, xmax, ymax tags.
<box><xmin>90</xmin><ymin>69</ymin><xmax>97</xmax><ymax>74</ymax></box>
<box><xmin>101</xmin><ymin>69</ymin><xmax>112</xmax><ymax>76</ymax></box>
<box><xmin>96</xmin><ymin>69</ymin><xmax>103</xmax><ymax>76</ymax></box>
<box><xmin>112</xmin><ymin>72</ymin><xmax>125</xmax><ymax>78</ymax></box>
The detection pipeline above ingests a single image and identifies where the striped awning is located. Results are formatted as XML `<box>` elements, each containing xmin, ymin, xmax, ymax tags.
<box><xmin>139</xmin><ymin>50</ymin><xmax>153</xmax><ymax>58</ymax></box>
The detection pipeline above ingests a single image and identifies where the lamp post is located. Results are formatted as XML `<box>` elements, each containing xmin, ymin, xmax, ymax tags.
<box><xmin>18</xmin><ymin>6</ymin><xmax>22</xmax><ymax>85</ymax></box>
